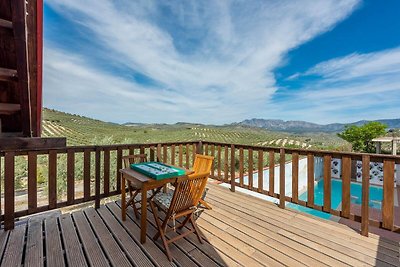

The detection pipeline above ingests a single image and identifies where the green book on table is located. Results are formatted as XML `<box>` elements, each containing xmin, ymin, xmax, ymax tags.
<box><xmin>130</xmin><ymin>162</ymin><xmax>186</xmax><ymax>180</ymax></box>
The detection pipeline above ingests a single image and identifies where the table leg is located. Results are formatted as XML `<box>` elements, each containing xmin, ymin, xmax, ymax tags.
<box><xmin>140</xmin><ymin>184</ymin><xmax>148</xmax><ymax>244</ymax></box>
<box><xmin>121</xmin><ymin>175</ymin><xmax>126</xmax><ymax>221</ymax></box>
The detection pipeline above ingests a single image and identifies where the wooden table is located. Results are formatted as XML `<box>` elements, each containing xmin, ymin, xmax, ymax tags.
<box><xmin>119</xmin><ymin>166</ymin><xmax>191</xmax><ymax>244</ymax></box>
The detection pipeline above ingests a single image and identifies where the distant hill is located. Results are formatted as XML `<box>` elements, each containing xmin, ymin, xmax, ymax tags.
<box><xmin>235</xmin><ymin>118</ymin><xmax>400</xmax><ymax>133</ymax></box>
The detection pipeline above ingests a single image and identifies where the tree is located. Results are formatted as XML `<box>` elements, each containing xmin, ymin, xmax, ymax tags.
<box><xmin>337</xmin><ymin>122</ymin><xmax>387</xmax><ymax>152</ymax></box>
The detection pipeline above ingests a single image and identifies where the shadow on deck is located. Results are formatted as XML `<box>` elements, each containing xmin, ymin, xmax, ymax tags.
<box><xmin>0</xmin><ymin>182</ymin><xmax>399</xmax><ymax>267</ymax></box>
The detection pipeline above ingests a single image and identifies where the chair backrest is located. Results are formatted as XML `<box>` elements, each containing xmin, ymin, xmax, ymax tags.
<box><xmin>192</xmin><ymin>154</ymin><xmax>214</xmax><ymax>174</ymax></box>
<box><xmin>122</xmin><ymin>154</ymin><xmax>147</xmax><ymax>168</ymax></box>
<box><xmin>167</xmin><ymin>172</ymin><xmax>209</xmax><ymax>216</ymax></box>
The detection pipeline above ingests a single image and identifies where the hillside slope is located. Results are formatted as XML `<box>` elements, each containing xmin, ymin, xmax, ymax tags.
<box><xmin>42</xmin><ymin>109</ymin><xmax>346</xmax><ymax>149</ymax></box>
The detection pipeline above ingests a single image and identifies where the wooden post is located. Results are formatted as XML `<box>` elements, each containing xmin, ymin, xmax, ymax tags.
<box><xmin>257</xmin><ymin>150</ymin><xmax>263</xmax><ymax>193</ymax></box>
<box><xmin>196</xmin><ymin>141</ymin><xmax>203</xmax><ymax>154</ymax></box>
<box><xmin>48</xmin><ymin>150</ymin><xmax>57</xmax><ymax>209</ymax></box>
<box><xmin>178</xmin><ymin>145</ymin><xmax>183</xmax><ymax>167</ymax></box>
<box><xmin>224</xmin><ymin>146</ymin><xmax>229</xmax><ymax>182</ymax></box>
<box><xmin>28</xmin><ymin>152</ymin><xmax>38</xmax><ymax>213</ymax></box>
<box><xmin>83</xmin><ymin>149</ymin><xmax>91</xmax><ymax>201</ymax></box>
<box><xmin>361</xmin><ymin>155</ymin><xmax>370</xmax><ymax>236</ymax></box>
<box><xmin>248</xmin><ymin>149</ymin><xmax>253</xmax><ymax>189</ymax></box>
<box><xmin>163</xmin><ymin>145</ymin><xmax>167</xmax><ymax>163</ymax></box>
<box><xmin>217</xmin><ymin>145</ymin><xmax>222</xmax><ymax>180</ymax></box>
<box><xmin>103</xmin><ymin>148</ymin><xmax>110</xmax><ymax>196</ymax></box>
<box><xmin>116</xmin><ymin>148</ymin><xmax>122</xmax><ymax>193</ymax></box>
<box><xmin>239</xmin><ymin>148</ymin><xmax>244</xmax><ymax>187</ymax></box>
<box><xmin>382</xmin><ymin>159</ymin><xmax>395</xmax><ymax>230</ymax></box>
<box><xmin>150</xmin><ymin>146</ymin><xmax>155</xmax><ymax>162</ymax></box>
<box><xmin>95</xmin><ymin>148</ymin><xmax>101</xmax><ymax>209</ymax></box>
<box><xmin>4</xmin><ymin>152</ymin><xmax>15</xmax><ymax>230</ymax></box>
<box><xmin>230</xmin><ymin>144</ymin><xmax>235</xmax><ymax>192</ymax></box>
<box><xmin>268</xmin><ymin>150</ymin><xmax>275</xmax><ymax>196</ymax></box>
<box><xmin>171</xmin><ymin>145</ymin><xmax>175</xmax><ymax>165</ymax></box>
<box><xmin>323</xmin><ymin>155</ymin><xmax>332</xmax><ymax>213</ymax></box>
<box><xmin>67</xmin><ymin>149</ymin><xmax>75</xmax><ymax>205</ymax></box>
<box><xmin>341</xmin><ymin>155</ymin><xmax>351</xmax><ymax>218</ymax></box>
<box><xmin>185</xmin><ymin>144</ymin><xmax>190</xmax><ymax>169</ymax></box>
<box><xmin>307</xmin><ymin>153</ymin><xmax>314</xmax><ymax>208</ymax></box>
<box><xmin>279</xmin><ymin>148</ymin><xmax>285</xmax><ymax>209</ymax></box>
<box><xmin>291</xmin><ymin>152</ymin><xmax>299</xmax><ymax>204</ymax></box>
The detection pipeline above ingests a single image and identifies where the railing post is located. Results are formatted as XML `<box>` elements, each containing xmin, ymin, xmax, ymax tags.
<box><xmin>196</xmin><ymin>141</ymin><xmax>203</xmax><ymax>154</ymax></box>
<box><xmin>279</xmin><ymin>148</ymin><xmax>285</xmax><ymax>209</ymax></box>
<box><xmin>230</xmin><ymin>144</ymin><xmax>235</xmax><ymax>192</ymax></box>
<box><xmin>382</xmin><ymin>158</ymin><xmax>394</xmax><ymax>230</ymax></box>
<box><xmin>95</xmin><ymin>148</ymin><xmax>101</xmax><ymax>209</ymax></box>
<box><xmin>4</xmin><ymin>152</ymin><xmax>15</xmax><ymax>230</ymax></box>
<box><xmin>361</xmin><ymin>155</ymin><xmax>370</xmax><ymax>236</ymax></box>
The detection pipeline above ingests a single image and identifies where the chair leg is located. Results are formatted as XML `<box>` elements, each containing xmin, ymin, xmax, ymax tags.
<box><xmin>190</xmin><ymin>215</ymin><xmax>203</xmax><ymax>244</ymax></box>
<box><xmin>150</xmin><ymin>201</ymin><xmax>173</xmax><ymax>261</ymax></box>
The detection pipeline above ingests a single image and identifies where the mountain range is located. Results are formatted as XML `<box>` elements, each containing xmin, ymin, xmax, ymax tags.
<box><xmin>235</xmin><ymin>118</ymin><xmax>400</xmax><ymax>133</ymax></box>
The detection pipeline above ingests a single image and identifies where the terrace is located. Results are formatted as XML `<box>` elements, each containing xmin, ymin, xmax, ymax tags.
<box><xmin>0</xmin><ymin>141</ymin><xmax>399</xmax><ymax>266</ymax></box>
<box><xmin>1</xmin><ymin>1</ymin><xmax>400</xmax><ymax>266</ymax></box>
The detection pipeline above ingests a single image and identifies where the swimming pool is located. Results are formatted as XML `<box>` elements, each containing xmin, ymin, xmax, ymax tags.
<box><xmin>287</xmin><ymin>179</ymin><xmax>383</xmax><ymax>219</ymax></box>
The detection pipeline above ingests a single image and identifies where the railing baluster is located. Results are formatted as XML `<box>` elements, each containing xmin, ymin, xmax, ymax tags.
<box><xmin>224</xmin><ymin>146</ymin><xmax>229</xmax><ymax>182</ymax></box>
<box><xmin>258</xmin><ymin>150</ymin><xmax>263</xmax><ymax>193</ymax></box>
<box><xmin>217</xmin><ymin>145</ymin><xmax>222</xmax><ymax>180</ymax></box>
<box><xmin>230</xmin><ymin>144</ymin><xmax>235</xmax><ymax>192</ymax></box>
<box><xmin>268</xmin><ymin>150</ymin><xmax>275</xmax><ymax>196</ymax></box>
<box><xmin>279</xmin><ymin>148</ymin><xmax>285</xmax><ymax>209</ymax></box>
<box><xmin>323</xmin><ymin>155</ymin><xmax>332</xmax><ymax>212</ymax></box>
<box><xmin>239</xmin><ymin>148</ymin><xmax>244</xmax><ymax>187</ymax></box>
<box><xmin>248</xmin><ymin>149</ymin><xmax>253</xmax><ymax>190</ymax></box>
<box><xmin>341</xmin><ymin>155</ymin><xmax>351</xmax><ymax>218</ymax></box>
<box><xmin>171</xmin><ymin>145</ymin><xmax>175</xmax><ymax>165</ymax></box>
<box><xmin>150</xmin><ymin>146</ymin><xmax>155</xmax><ymax>161</ymax></box>
<box><xmin>192</xmin><ymin>143</ymin><xmax>196</xmax><ymax>164</ymax></box>
<box><xmin>157</xmin><ymin>144</ymin><xmax>162</xmax><ymax>162</ymax></box>
<box><xmin>361</xmin><ymin>155</ymin><xmax>370</xmax><ymax>236</ymax></box>
<box><xmin>67</xmin><ymin>149</ymin><xmax>75</xmax><ymax>205</ymax></box>
<box><xmin>48</xmin><ymin>150</ymin><xmax>57</xmax><ymax>209</ymax></box>
<box><xmin>28</xmin><ymin>151</ymin><xmax>37</xmax><ymax>213</ymax></box>
<box><xmin>103</xmin><ymin>148</ymin><xmax>110</xmax><ymax>196</ymax></box>
<box><xmin>186</xmin><ymin>144</ymin><xmax>190</xmax><ymax>169</ymax></box>
<box><xmin>307</xmin><ymin>153</ymin><xmax>314</xmax><ymax>208</ymax></box>
<box><xmin>178</xmin><ymin>145</ymin><xmax>183</xmax><ymax>167</ymax></box>
<box><xmin>204</xmin><ymin>143</ymin><xmax>208</xmax><ymax>155</ymax></box>
<box><xmin>83</xmin><ymin>149</ymin><xmax>91</xmax><ymax>201</ymax></box>
<box><xmin>382</xmin><ymin>159</ymin><xmax>395</xmax><ymax>230</ymax></box>
<box><xmin>211</xmin><ymin>144</ymin><xmax>215</xmax><ymax>178</ymax></box>
<box><xmin>163</xmin><ymin>145</ymin><xmax>168</xmax><ymax>163</ymax></box>
<box><xmin>292</xmin><ymin>152</ymin><xmax>299</xmax><ymax>204</ymax></box>
<box><xmin>95</xmin><ymin>148</ymin><xmax>101</xmax><ymax>209</ymax></box>
<box><xmin>117</xmin><ymin>148</ymin><xmax>122</xmax><ymax>193</ymax></box>
<box><xmin>4</xmin><ymin>152</ymin><xmax>15</xmax><ymax>230</ymax></box>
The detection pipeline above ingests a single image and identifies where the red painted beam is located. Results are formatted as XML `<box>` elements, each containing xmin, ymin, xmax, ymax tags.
<box><xmin>36</xmin><ymin>0</ymin><xmax>43</xmax><ymax>137</ymax></box>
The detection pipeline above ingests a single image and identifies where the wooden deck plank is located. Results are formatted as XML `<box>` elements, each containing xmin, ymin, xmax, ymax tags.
<box><xmin>59</xmin><ymin>214</ymin><xmax>88</xmax><ymax>267</ymax></box>
<box><xmin>71</xmin><ymin>211</ymin><xmax>109</xmax><ymax>267</ymax></box>
<box><xmin>206</xmin><ymin>184</ymin><xmax>399</xmax><ymax>266</ymax></box>
<box><xmin>95</xmin><ymin>206</ymin><xmax>155</xmax><ymax>267</ymax></box>
<box><xmin>106</xmin><ymin>202</ymin><xmax>175</xmax><ymax>267</ymax></box>
<box><xmin>2</xmin><ymin>225</ymin><xmax>26</xmax><ymax>267</ymax></box>
<box><xmin>83</xmin><ymin>208</ymin><xmax>132</xmax><ymax>267</ymax></box>
<box><xmin>44</xmin><ymin>217</ymin><xmax>65</xmax><ymax>267</ymax></box>
<box><xmin>0</xmin><ymin>230</ymin><xmax>10</xmax><ymax>262</ymax></box>
<box><xmin>24</xmin><ymin>219</ymin><xmax>44</xmax><ymax>267</ymax></box>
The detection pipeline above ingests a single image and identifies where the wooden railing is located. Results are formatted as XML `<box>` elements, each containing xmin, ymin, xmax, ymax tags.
<box><xmin>1</xmin><ymin>140</ymin><xmax>399</xmax><ymax>236</ymax></box>
<box><xmin>201</xmin><ymin>141</ymin><xmax>400</xmax><ymax>236</ymax></box>
<box><xmin>0</xmin><ymin>141</ymin><xmax>202</xmax><ymax>230</ymax></box>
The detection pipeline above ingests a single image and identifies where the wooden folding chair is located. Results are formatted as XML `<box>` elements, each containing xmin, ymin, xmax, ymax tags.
<box><xmin>192</xmin><ymin>154</ymin><xmax>214</xmax><ymax>210</ymax></box>
<box><xmin>122</xmin><ymin>154</ymin><xmax>147</xmax><ymax>219</ymax></box>
<box><xmin>150</xmin><ymin>172</ymin><xmax>209</xmax><ymax>261</ymax></box>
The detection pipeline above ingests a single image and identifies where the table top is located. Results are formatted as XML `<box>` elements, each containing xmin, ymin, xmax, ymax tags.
<box><xmin>120</xmin><ymin>164</ymin><xmax>192</xmax><ymax>184</ymax></box>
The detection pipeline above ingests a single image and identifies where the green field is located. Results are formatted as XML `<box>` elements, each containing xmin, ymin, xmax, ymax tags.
<box><xmin>42</xmin><ymin>108</ymin><xmax>348</xmax><ymax>150</ymax></box>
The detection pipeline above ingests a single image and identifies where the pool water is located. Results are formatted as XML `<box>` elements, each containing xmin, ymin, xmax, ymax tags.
<box><xmin>287</xmin><ymin>179</ymin><xmax>383</xmax><ymax>219</ymax></box>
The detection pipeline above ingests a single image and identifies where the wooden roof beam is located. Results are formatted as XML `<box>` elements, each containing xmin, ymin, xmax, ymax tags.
<box><xmin>0</xmin><ymin>103</ymin><xmax>21</xmax><ymax>115</ymax></box>
<box><xmin>0</xmin><ymin>67</ymin><xmax>18</xmax><ymax>82</ymax></box>
<box><xmin>0</xmin><ymin>18</ymin><xmax>13</xmax><ymax>29</ymax></box>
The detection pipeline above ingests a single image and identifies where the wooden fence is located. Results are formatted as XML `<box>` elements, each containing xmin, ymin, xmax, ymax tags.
<box><xmin>1</xmin><ymin>140</ymin><xmax>399</xmax><ymax>236</ymax></box>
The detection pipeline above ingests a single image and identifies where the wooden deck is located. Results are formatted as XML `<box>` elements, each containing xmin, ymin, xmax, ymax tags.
<box><xmin>0</xmin><ymin>182</ymin><xmax>399</xmax><ymax>267</ymax></box>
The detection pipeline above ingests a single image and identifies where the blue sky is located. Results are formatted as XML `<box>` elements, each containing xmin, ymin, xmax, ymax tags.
<box><xmin>43</xmin><ymin>0</ymin><xmax>400</xmax><ymax>124</ymax></box>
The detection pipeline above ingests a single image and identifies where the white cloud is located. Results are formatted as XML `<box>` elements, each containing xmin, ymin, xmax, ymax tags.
<box><xmin>44</xmin><ymin>0</ymin><xmax>360</xmax><ymax>123</ymax></box>
<box><xmin>269</xmin><ymin>47</ymin><xmax>400</xmax><ymax>123</ymax></box>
